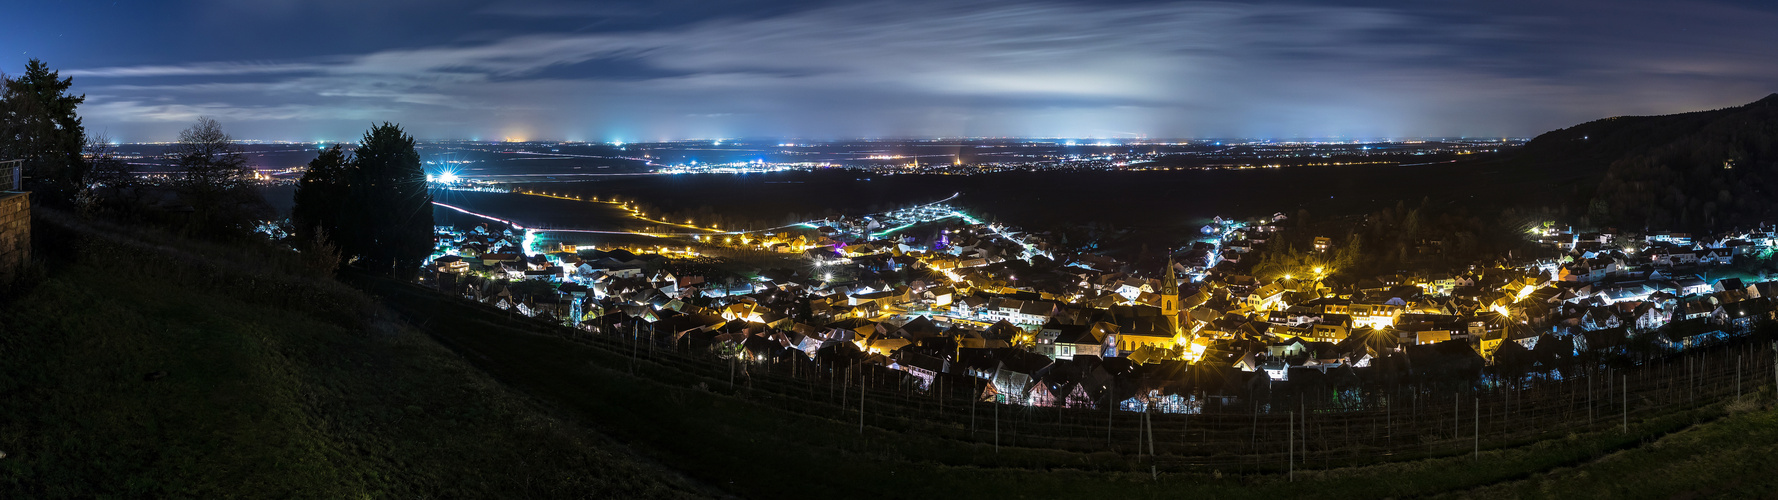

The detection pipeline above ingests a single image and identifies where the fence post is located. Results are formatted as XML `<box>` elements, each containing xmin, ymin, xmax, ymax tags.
<box><xmin>1147</xmin><ymin>410</ymin><xmax>1156</xmax><ymax>458</ymax></box>
<box><xmin>1136</xmin><ymin>405</ymin><xmax>1143</xmax><ymax>459</ymax></box>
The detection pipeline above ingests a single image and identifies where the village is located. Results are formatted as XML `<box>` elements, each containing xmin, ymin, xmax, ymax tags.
<box><xmin>421</xmin><ymin>195</ymin><xmax>1778</xmax><ymax>413</ymax></box>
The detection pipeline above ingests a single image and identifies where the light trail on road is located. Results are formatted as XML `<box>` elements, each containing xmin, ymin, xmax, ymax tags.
<box><xmin>433</xmin><ymin>190</ymin><xmax>968</xmax><ymax>244</ymax></box>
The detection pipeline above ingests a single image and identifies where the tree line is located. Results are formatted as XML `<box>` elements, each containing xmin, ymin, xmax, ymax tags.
<box><xmin>2</xmin><ymin>58</ymin><xmax>433</xmax><ymax>278</ymax></box>
<box><xmin>1517</xmin><ymin>93</ymin><xmax>1778</xmax><ymax>232</ymax></box>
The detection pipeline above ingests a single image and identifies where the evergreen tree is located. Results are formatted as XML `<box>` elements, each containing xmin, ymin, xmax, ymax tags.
<box><xmin>292</xmin><ymin>144</ymin><xmax>352</xmax><ymax>247</ymax></box>
<box><xmin>344</xmin><ymin>123</ymin><xmax>433</xmax><ymax>278</ymax></box>
<box><xmin>0</xmin><ymin>59</ymin><xmax>86</xmax><ymax>198</ymax></box>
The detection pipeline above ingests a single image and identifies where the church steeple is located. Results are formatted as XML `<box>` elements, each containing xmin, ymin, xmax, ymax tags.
<box><xmin>1160</xmin><ymin>253</ymin><xmax>1180</xmax><ymax>333</ymax></box>
<box><xmin>1160</xmin><ymin>254</ymin><xmax>1180</xmax><ymax>297</ymax></box>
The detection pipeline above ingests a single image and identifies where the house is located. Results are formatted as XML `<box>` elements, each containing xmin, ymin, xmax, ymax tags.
<box><xmin>1698</xmin><ymin>248</ymin><xmax>1733</xmax><ymax>265</ymax></box>
<box><xmin>1269</xmin><ymin>336</ymin><xmax>1311</xmax><ymax>358</ymax></box>
<box><xmin>1243</xmin><ymin>282</ymin><xmax>1288</xmax><ymax>311</ymax></box>
<box><xmin>1056</xmin><ymin>322</ymin><xmax>1118</xmax><ymax>358</ymax></box>
<box><xmin>1260</xmin><ymin>359</ymin><xmax>1290</xmax><ymax>381</ymax></box>
<box><xmin>1575</xmin><ymin>327</ymin><xmax>1628</xmax><ymax>355</ymax></box>
<box><xmin>1746</xmin><ymin>280</ymin><xmax>1778</xmax><ymax>300</ymax></box>
<box><xmin>433</xmin><ymin>255</ymin><xmax>469</xmax><ymax>273</ymax></box>
<box><xmin>1658</xmin><ymin>318</ymin><xmax>1726</xmax><ymax>350</ymax></box>
<box><xmin>1033</xmin><ymin>319</ymin><xmax>1088</xmax><ymax>359</ymax></box>
<box><xmin>1674</xmin><ymin>277</ymin><xmax>1710</xmax><ymax>296</ymax></box>
<box><xmin>896</xmin><ymin>352</ymin><xmax>949</xmax><ymax>389</ymax></box>
<box><xmin>1651</xmin><ymin>250</ymin><xmax>1699</xmax><ymax>267</ymax></box>
<box><xmin>1722</xmin><ymin>297</ymin><xmax>1776</xmax><ymax>329</ymax></box>
<box><xmin>1676</xmin><ymin>297</ymin><xmax>1715</xmax><ymax>321</ymax></box>
<box><xmin>1306</xmin><ymin>314</ymin><xmax>1351</xmax><ymax>342</ymax></box>
<box><xmin>990</xmin><ymin>350</ymin><xmax>1058</xmax><ymax>405</ymax></box>
<box><xmin>1580</xmin><ymin>306</ymin><xmax>1622</xmax><ymax>331</ymax></box>
<box><xmin>1629</xmin><ymin>302</ymin><xmax>1669</xmax><ymax>332</ymax></box>
<box><xmin>1402</xmin><ymin>340</ymin><xmax>1484</xmax><ymax>380</ymax></box>
<box><xmin>927</xmin><ymin>286</ymin><xmax>955</xmax><ymax>307</ymax></box>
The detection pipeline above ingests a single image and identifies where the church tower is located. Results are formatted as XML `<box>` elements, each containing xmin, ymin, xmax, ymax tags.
<box><xmin>1160</xmin><ymin>254</ymin><xmax>1180</xmax><ymax>333</ymax></box>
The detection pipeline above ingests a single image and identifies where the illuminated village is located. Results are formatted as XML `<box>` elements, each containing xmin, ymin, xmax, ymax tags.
<box><xmin>11</xmin><ymin>0</ymin><xmax>1778</xmax><ymax>495</ymax></box>
<box><xmin>423</xmin><ymin>187</ymin><xmax>1778</xmax><ymax>413</ymax></box>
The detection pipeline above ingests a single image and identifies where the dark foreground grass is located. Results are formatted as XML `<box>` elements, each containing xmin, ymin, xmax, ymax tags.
<box><xmin>1454</xmin><ymin>392</ymin><xmax>1778</xmax><ymax>499</ymax></box>
<box><xmin>0</xmin><ymin>215</ymin><xmax>708</xmax><ymax>498</ymax></box>
<box><xmin>360</xmin><ymin>275</ymin><xmax>1778</xmax><ymax>499</ymax></box>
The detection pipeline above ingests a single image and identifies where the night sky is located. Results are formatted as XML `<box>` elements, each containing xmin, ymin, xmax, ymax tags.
<box><xmin>4</xmin><ymin>0</ymin><xmax>1776</xmax><ymax>142</ymax></box>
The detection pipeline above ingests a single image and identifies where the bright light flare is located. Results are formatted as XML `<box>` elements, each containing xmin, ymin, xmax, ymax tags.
<box><xmin>429</xmin><ymin>170</ymin><xmax>462</xmax><ymax>184</ymax></box>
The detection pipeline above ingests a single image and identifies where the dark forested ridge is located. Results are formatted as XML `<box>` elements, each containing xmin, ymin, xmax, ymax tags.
<box><xmin>1514</xmin><ymin>93</ymin><xmax>1778</xmax><ymax>231</ymax></box>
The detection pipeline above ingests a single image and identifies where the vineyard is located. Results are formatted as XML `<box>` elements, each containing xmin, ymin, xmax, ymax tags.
<box><xmin>362</xmin><ymin>275</ymin><xmax>1778</xmax><ymax>481</ymax></box>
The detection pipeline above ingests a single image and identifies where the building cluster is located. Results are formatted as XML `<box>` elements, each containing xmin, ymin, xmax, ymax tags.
<box><xmin>647</xmin><ymin>139</ymin><xmax>1523</xmax><ymax>177</ymax></box>
<box><xmin>419</xmin><ymin>210</ymin><xmax>1778</xmax><ymax>412</ymax></box>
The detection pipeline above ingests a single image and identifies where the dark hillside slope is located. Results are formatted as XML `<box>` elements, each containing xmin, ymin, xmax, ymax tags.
<box><xmin>1514</xmin><ymin>93</ymin><xmax>1778</xmax><ymax>230</ymax></box>
<box><xmin>0</xmin><ymin>210</ymin><xmax>705</xmax><ymax>499</ymax></box>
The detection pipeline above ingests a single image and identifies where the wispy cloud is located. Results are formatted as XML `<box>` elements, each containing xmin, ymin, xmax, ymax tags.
<box><xmin>65</xmin><ymin>61</ymin><xmax>329</xmax><ymax>78</ymax></box>
<box><xmin>82</xmin><ymin>98</ymin><xmax>390</xmax><ymax>123</ymax></box>
<box><xmin>67</xmin><ymin>0</ymin><xmax>1778</xmax><ymax>141</ymax></box>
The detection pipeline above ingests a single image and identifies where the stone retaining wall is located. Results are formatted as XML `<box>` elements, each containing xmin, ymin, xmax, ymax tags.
<box><xmin>0</xmin><ymin>192</ymin><xmax>30</xmax><ymax>284</ymax></box>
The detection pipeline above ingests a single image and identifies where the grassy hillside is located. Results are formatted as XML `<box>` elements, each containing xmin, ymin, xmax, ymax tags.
<box><xmin>1456</xmin><ymin>396</ymin><xmax>1778</xmax><ymax>499</ymax></box>
<box><xmin>0</xmin><ymin>211</ymin><xmax>707</xmax><ymax>498</ymax></box>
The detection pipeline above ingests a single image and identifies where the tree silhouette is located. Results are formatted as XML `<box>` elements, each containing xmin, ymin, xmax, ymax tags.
<box><xmin>339</xmin><ymin>123</ymin><xmax>433</xmax><ymax>278</ymax></box>
<box><xmin>292</xmin><ymin>144</ymin><xmax>351</xmax><ymax>248</ymax></box>
<box><xmin>0</xmin><ymin>58</ymin><xmax>86</xmax><ymax>200</ymax></box>
<box><xmin>172</xmin><ymin>117</ymin><xmax>269</xmax><ymax>238</ymax></box>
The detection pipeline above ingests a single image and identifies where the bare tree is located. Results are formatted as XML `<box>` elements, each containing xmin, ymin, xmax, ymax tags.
<box><xmin>83</xmin><ymin>135</ymin><xmax>143</xmax><ymax>189</ymax></box>
<box><xmin>172</xmin><ymin>117</ymin><xmax>269</xmax><ymax>238</ymax></box>
<box><xmin>74</xmin><ymin>134</ymin><xmax>145</xmax><ymax>218</ymax></box>
<box><xmin>176</xmin><ymin>117</ymin><xmax>253</xmax><ymax>191</ymax></box>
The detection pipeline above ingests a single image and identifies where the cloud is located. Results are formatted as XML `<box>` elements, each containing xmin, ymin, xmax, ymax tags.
<box><xmin>65</xmin><ymin>61</ymin><xmax>328</xmax><ymax>78</ymax></box>
<box><xmin>83</xmin><ymin>98</ymin><xmax>388</xmax><ymax>123</ymax></box>
<box><xmin>65</xmin><ymin>0</ymin><xmax>1778</xmax><ymax>141</ymax></box>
